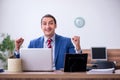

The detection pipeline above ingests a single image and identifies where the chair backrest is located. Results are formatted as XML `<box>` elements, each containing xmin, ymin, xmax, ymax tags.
<box><xmin>96</xmin><ymin>61</ymin><xmax>116</xmax><ymax>69</ymax></box>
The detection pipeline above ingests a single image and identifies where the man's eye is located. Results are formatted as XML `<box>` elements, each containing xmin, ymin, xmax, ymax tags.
<box><xmin>49</xmin><ymin>22</ymin><xmax>53</xmax><ymax>25</ymax></box>
<box><xmin>42</xmin><ymin>23</ymin><xmax>46</xmax><ymax>25</ymax></box>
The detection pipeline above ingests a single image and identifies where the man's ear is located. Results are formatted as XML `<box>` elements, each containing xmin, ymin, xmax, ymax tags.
<box><xmin>55</xmin><ymin>24</ymin><xmax>57</xmax><ymax>28</ymax></box>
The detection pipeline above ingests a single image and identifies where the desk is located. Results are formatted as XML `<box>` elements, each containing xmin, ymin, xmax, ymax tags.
<box><xmin>0</xmin><ymin>70</ymin><xmax>120</xmax><ymax>80</ymax></box>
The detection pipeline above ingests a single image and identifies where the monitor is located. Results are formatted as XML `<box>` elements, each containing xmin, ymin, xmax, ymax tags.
<box><xmin>91</xmin><ymin>47</ymin><xmax>107</xmax><ymax>61</ymax></box>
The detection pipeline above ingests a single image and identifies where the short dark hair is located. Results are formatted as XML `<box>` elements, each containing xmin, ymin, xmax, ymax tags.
<box><xmin>41</xmin><ymin>14</ymin><xmax>57</xmax><ymax>24</ymax></box>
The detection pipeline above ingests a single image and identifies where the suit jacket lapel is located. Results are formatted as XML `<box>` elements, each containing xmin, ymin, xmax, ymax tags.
<box><xmin>39</xmin><ymin>36</ymin><xmax>44</xmax><ymax>48</ymax></box>
<box><xmin>54</xmin><ymin>34</ymin><xmax>61</xmax><ymax>64</ymax></box>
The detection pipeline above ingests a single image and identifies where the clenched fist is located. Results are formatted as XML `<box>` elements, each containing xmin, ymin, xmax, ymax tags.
<box><xmin>72</xmin><ymin>36</ymin><xmax>81</xmax><ymax>51</ymax></box>
<box><xmin>15</xmin><ymin>37</ymin><xmax>24</xmax><ymax>51</ymax></box>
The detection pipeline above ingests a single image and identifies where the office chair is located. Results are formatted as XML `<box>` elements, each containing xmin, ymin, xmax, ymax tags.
<box><xmin>96</xmin><ymin>61</ymin><xmax>116</xmax><ymax>69</ymax></box>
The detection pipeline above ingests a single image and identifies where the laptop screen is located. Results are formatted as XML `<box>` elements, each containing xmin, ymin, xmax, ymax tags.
<box><xmin>91</xmin><ymin>47</ymin><xmax>107</xmax><ymax>61</ymax></box>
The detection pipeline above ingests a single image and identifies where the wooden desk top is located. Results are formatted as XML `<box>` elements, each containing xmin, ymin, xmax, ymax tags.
<box><xmin>0</xmin><ymin>70</ymin><xmax>120</xmax><ymax>79</ymax></box>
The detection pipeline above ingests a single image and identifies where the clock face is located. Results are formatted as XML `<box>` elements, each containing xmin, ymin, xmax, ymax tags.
<box><xmin>74</xmin><ymin>17</ymin><xmax>85</xmax><ymax>28</ymax></box>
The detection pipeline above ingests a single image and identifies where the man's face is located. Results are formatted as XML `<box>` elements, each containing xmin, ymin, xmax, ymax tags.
<box><xmin>41</xmin><ymin>17</ymin><xmax>56</xmax><ymax>38</ymax></box>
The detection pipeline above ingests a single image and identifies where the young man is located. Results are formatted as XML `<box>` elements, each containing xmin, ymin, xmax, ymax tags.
<box><xmin>15</xmin><ymin>14</ymin><xmax>82</xmax><ymax>70</ymax></box>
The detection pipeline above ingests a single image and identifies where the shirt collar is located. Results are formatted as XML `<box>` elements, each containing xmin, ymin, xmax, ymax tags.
<box><xmin>44</xmin><ymin>34</ymin><xmax>55</xmax><ymax>43</ymax></box>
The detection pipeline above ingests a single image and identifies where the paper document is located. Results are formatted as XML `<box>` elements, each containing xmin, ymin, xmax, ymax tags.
<box><xmin>87</xmin><ymin>68</ymin><xmax>115</xmax><ymax>74</ymax></box>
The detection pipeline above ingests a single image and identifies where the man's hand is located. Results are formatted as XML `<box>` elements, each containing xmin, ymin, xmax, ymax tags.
<box><xmin>15</xmin><ymin>38</ymin><xmax>24</xmax><ymax>51</ymax></box>
<box><xmin>72</xmin><ymin>36</ymin><xmax>81</xmax><ymax>51</ymax></box>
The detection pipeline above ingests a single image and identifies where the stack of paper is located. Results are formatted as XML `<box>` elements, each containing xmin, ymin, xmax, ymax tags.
<box><xmin>87</xmin><ymin>68</ymin><xmax>115</xmax><ymax>74</ymax></box>
<box><xmin>115</xmin><ymin>69</ymin><xmax>120</xmax><ymax>74</ymax></box>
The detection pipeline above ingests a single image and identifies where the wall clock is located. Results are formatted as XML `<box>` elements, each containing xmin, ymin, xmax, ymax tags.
<box><xmin>74</xmin><ymin>17</ymin><xmax>85</xmax><ymax>28</ymax></box>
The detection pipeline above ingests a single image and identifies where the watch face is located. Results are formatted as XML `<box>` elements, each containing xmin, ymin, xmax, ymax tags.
<box><xmin>74</xmin><ymin>17</ymin><xmax>85</xmax><ymax>28</ymax></box>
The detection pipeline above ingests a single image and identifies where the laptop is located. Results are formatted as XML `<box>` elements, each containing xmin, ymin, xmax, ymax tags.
<box><xmin>64</xmin><ymin>53</ymin><xmax>88</xmax><ymax>72</ymax></box>
<box><xmin>20</xmin><ymin>48</ymin><xmax>53</xmax><ymax>72</ymax></box>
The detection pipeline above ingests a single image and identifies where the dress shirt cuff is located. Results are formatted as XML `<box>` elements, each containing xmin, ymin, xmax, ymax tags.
<box><xmin>75</xmin><ymin>49</ymin><xmax>82</xmax><ymax>54</ymax></box>
<box><xmin>14</xmin><ymin>50</ymin><xmax>20</xmax><ymax>58</ymax></box>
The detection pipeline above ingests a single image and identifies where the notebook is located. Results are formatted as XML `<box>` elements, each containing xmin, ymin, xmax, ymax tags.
<box><xmin>20</xmin><ymin>48</ymin><xmax>53</xmax><ymax>72</ymax></box>
<box><xmin>64</xmin><ymin>53</ymin><xmax>88</xmax><ymax>72</ymax></box>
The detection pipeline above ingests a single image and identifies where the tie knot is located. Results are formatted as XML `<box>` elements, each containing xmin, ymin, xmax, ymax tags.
<box><xmin>47</xmin><ymin>39</ymin><xmax>52</xmax><ymax>43</ymax></box>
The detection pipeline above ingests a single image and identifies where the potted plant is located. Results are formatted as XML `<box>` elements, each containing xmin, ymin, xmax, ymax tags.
<box><xmin>0</xmin><ymin>34</ymin><xmax>15</xmax><ymax>69</ymax></box>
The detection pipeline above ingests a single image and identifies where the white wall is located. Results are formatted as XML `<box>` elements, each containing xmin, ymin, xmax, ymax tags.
<box><xmin>0</xmin><ymin>0</ymin><xmax>120</xmax><ymax>49</ymax></box>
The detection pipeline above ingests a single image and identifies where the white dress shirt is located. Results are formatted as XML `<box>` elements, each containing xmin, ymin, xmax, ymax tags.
<box><xmin>43</xmin><ymin>34</ymin><xmax>55</xmax><ymax>70</ymax></box>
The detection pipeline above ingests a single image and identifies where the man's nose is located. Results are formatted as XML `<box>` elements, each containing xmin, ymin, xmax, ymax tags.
<box><xmin>46</xmin><ymin>23</ymin><xmax>50</xmax><ymax>28</ymax></box>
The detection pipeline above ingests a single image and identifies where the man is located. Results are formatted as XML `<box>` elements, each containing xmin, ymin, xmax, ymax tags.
<box><xmin>15</xmin><ymin>14</ymin><xmax>82</xmax><ymax>70</ymax></box>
